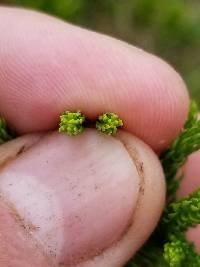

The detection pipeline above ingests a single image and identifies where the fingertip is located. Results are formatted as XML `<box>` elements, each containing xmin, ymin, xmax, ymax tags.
<box><xmin>0</xmin><ymin>129</ymin><xmax>165</xmax><ymax>267</ymax></box>
<box><xmin>78</xmin><ymin>130</ymin><xmax>166</xmax><ymax>266</ymax></box>
<box><xmin>124</xmin><ymin>52</ymin><xmax>190</xmax><ymax>152</ymax></box>
<box><xmin>0</xmin><ymin>7</ymin><xmax>189</xmax><ymax>152</ymax></box>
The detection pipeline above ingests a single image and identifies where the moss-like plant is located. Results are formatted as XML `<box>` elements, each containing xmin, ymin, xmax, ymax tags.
<box><xmin>59</xmin><ymin>111</ymin><xmax>86</xmax><ymax>136</ymax></box>
<box><xmin>1</xmin><ymin>101</ymin><xmax>200</xmax><ymax>267</ymax></box>
<box><xmin>163</xmin><ymin>234</ymin><xmax>200</xmax><ymax>267</ymax></box>
<box><xmin>0</xmin><ymin>118</ymin><xmax>14</xmax><ymax>144</ymax></box>
<box><xmin>127</xmin><ymin>101</ymin><xmax>200</xmax><ymax>267</ymax></box>
<box><xmin>96</xmin><ymin>112</ymin><xmax>123</xmax><ymax>135</ymax></box>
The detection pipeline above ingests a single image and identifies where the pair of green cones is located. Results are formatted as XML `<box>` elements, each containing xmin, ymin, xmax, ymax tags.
<box><xmin>59</xmin><ymin>111</ymin><xmax>123</xmax><ymax>136</ymax></box>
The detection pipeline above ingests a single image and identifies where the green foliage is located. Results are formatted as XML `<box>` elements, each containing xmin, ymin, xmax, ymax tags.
<box><xmin>59</xmin><ymin>111</ymin><xmax>85</xmax><ymax>136</ymax></box>
<box><xmin>0</xmin><ymin>118</ymin><xmax>14</xmax><ymax>144</ymax></box>
<box><xmin>161</xmin><ymin>101</ymin><xmax>200</xmax><ymax>199</ymax></box>
<box><xmin>162</xmin><ymin>188</ymin><xmax>200</xmax><ymax>234</ymax></box>
<box><xmin>127</xmin><ymin>100</ymin><xmax>200</xmax><ymax>267</ymax></box>
<box><xmin>96</xmin><ymin>112</ymin><xmax>123</xmax><ymax>135</ymax></box>
<box><xmin>164</xmin><ymin>235</ymin><xmax>186</xmax><ymax>267</ymax></box>
<box><xmin>164</xmin><ymin>234</ymin><xmax>200</xmax><ymax>267</ymax></box>
<box><xmin>6</xmin><ymin>0</ymin><xmax>114</xmax><ymax>28</ymax></box>
<box><xmin>126</xmin><ymin>240</ymin><xmax>168</xmax><ymax>267</ymax></box>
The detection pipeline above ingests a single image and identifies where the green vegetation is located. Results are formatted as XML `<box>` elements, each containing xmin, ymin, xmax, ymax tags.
<box><xmin>161</xmin><ymin>101</ymin><xmax>200</xmax><ymax>200</ymax></box>
<box><xmin>59</xmin><ymin>111</ymin><xmax>85</xmax><ymax>136</ymax></box>
<box><xmin>0</xmin><ymin>118</ymin><xmax>14</xmax><ymax>144</ymax></box>
<box><xmin>163</xmin><ymin>187</ymin><xmax>200</xmax><ymax>234</ymax></box>
<box><xmin>96</xmin><ymin>112</ymin><xmax>123</xmax><ymax>135</ymax></box>
<box><xmin>127</xmin><ymin>101</ymin><xmax>200</xmax><ymax>267</ymax></box>
<box><xmin>1</xmin><ymin>1</ymin><xmax>200</xmax><ymax>266</ymax></box>
<box><xmin>164</xmin><ymin>234</ymin><xmax>200</xmax><ymax>267</ymax></box>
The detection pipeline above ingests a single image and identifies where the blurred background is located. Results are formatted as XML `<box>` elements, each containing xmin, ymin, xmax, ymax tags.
<box><xmin>1</xmin><ymin>0</ymin><xmax>200</xmax><ymax>102</ymax></box>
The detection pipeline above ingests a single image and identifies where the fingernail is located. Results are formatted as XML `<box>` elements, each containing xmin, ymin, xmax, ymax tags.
<box><xmin>0</xmin><ymin>129</ymin><xmax>140</xmax><ymax>266</ymax></box>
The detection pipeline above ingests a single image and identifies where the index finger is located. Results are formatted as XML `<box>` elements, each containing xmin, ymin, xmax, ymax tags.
<box><xmin>0</xmin><ymin>7</ymin><xmax>189</xmax><ymax>152</ymax></box>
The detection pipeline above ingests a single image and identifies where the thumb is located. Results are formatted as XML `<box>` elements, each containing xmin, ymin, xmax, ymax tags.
<box><xmin>0</xmin><ymin>129</ymin><xmax>165</xmax><ymax>267</ymax></box>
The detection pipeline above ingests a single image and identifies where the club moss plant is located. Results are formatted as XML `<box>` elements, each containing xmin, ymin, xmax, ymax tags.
<box><xmin>127</xmin><ymin>101</ymin><xmax>200</xmax><ymax>267</ymax></box>
<box><xmin>59</xmin><ymin>111</ymin><xmax>123</xmax><ymax>136</ymax></box>
<box><xmin>96</xmin><ymin>112</ymin><xmax>123</xmax><ymax>135</ymax></box>
<box><xmin>59</xmin><ymin>111</ymin><xmax>86</xmax><ymax>136</ymax></box>
<box><xmin>1</xmin><ymin>101</ymin><xmax>200</xmax><ymax>267</ymax></box>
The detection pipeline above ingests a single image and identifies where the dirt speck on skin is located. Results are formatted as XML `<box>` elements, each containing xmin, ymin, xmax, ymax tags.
<box><xmin>0</xmin><ymin>144</ymin><xmax>27</xmax><ymax>170</ymax></box>
<box><xmin>138</xmin><ymin>162</ymin><xmax>144</xmax><ymax>173</ymax></box>
<box><xmin>0</xmin><ymin>195</ymin><xmax>40</xmax><ymax>234</ymax></box>
<box><xmin>10</xmin><ymin>204</ymin><xmax>40</xmax><ymax>232</ymax></box>
<box><xmin>16</xmin><ymin>145</ymin><xmax>26</xmax><ymax>155</ymax></box>
<box><xmin>94</xmin><ymin>184</ymin><xmax>99</xmax><ymax>190</ymax></box>
<box><xmin>117</xmin><ymin>138</ymin><xmax>145</xmax><ymax>191</ymax></box>
<box><xmin>136</xmin><ymin>162</ymin><xmax>145</xmax><ymax>196</ymax></box>
<box><xmin>0</xmin><ymin>134</ymin><xmax>44</xmax><ymax>170</ymax></box>
<box><xmin>116</xmin><ymin>134</ymin><xmax>146</xmax><ymax>216</ymax></box>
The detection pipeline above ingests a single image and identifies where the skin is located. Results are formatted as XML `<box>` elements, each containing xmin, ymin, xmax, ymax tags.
<box><xmin>178</xmin><ymin>151</ymin><xmax>200</xmax><ymax>253</ymax></box>
<box><xmin>0</xmin><ymin>6</ymin><xmax>195</xmax><ymax>267</ymax></box>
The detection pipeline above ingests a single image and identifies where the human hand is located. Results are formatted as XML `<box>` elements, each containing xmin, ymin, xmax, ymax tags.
<box><xmin>178</xmin><ymin>148</ymin><xmax>200</xmax><ymax>254</ymax></box>
<box><xmin>0</xmin><ymin>7</ymin><xmax>189</xmax><ymax>267</ymax></box>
